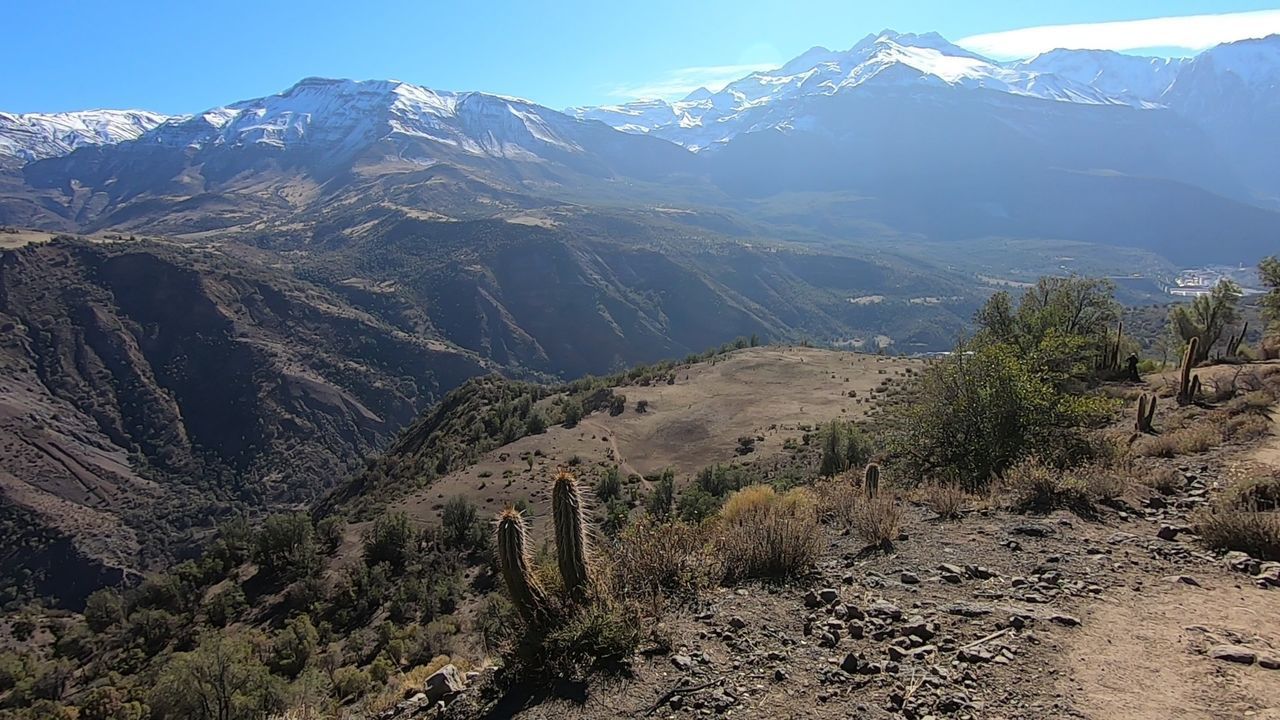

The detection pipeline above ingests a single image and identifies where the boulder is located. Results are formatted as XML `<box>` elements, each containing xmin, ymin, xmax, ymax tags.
<box><xmin>423</xmin><ymin>664</ymin><xmax>466</xmax><ymax>705</ymax></box>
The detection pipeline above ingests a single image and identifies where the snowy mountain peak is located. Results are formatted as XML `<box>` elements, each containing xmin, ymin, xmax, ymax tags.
<box><xmin>0</xmin><ymin>109</ymin><xmax>174</xmax><ymax>162</ymax></box>
<box><xmin>135</xmin><ymin>77</ymin><xmax>588</xmax><ymax>160</ymax></box>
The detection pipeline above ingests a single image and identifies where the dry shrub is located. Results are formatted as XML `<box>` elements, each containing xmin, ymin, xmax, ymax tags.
<box><xmin>920</xmin><ymin>483</ymin><xmax>968</xmax><ymax>520</ymax></box>
<box><xmin>716</xmin><ymin>485</ymin><xmax>821</xmax><ymax>582</ymax></box>
<box><xmin>1143</xmin><ymin>466</ymin><xmax>1184</xmax><ymax>495</ymax></box>
<box><xmin>851</xmin><ymin>496</ymin><xmax>903</xmax><ymax>546</ymax></box>
<box><xmin>1001</xmin><ymin>457</ymin><xmax>1089</xmax><ymax>513</ymax></box>
<box><xmin>1224</xmin><ymin>390</ymin><xmax>1276</xmax><ymax>417</ymax></box>
<box><xmin>1134</xmin><ymin>425</ymin><xmax>1223</xmax><ymax>458</ymax></box>
<box><xmin>1077</xmin><ymin>463</ymin><xmax>1130</xmax><ymax>503</ymax></box>
<box><xmin>813</xmin><ymin>475</ymin><xmax>862</xmax><ymax>525</ymax></box>
<box><xmin>1232</xmin><ymin>472</ymin><xmax>1280</xmax><ymax>512</ymax></box>
<box><xmin>611</xmin><ymin>518</ymin><xmax>721</xmax><ymax>606</ymax></box>
<box><xmin>1224</xmin><ymin>413</ymin><xmax>1272</xmax><ymax>443</ymax></box>
<box><xmin>1195</xmin><ymin>500</ymin><xmax>1280</xmax><ymax>561</ymax></box>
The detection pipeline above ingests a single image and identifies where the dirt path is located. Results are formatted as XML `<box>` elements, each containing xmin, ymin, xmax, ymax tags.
<box><xmin>1062</xmin><ymin>581</ymin><xmax>1280</xmax><ymax>719</ymax></box>
<box><xmin>1061</xmin><ymin>397</ymin><xmax>1280</xmax><ymax>719</ymax></box>
<box><xmin>580</xmin><ymin>419</ymin><xmax>642</xmax><ymax>480</ymax></box>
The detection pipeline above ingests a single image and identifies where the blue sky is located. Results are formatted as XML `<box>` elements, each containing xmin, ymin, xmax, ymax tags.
<box><xmin>6</xmin><ymin>1</ymin><xmax>1280</xmax><ymax>114</ymax></box>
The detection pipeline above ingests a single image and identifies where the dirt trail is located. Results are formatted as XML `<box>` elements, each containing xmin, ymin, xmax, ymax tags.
<box><xmin>580</xmin><ymin>418</ymin><xmax>642</xmax><ymax>480</ymax></box>
<box><xmin>1062</xmin><ymin>397</ymin><xmax>1280</xmax><ymax>719</ymax></box>
<box><xmin>1063</xmin><ymin>582</ymin><xmax>1280</xmax><ymax>720</ymax></box>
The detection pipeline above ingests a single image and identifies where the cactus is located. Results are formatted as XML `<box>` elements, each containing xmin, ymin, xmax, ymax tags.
<box><xmin>552</xmin><ymin>470</ymin><xmax>593</xmax><ymax>601</ymax></box>
<box><xmin>1226</xmin><ymin>322</ymin><xmax>1248</xmax><ymax>357</ymax></box>
<box><xmin>495</xmin><ymin>508</ymin><xmax>549</xmax><ymax>624</ymax></box>
<box><xmin>1178</xmin><ymin>337</ymin><xmax>1200</xmax><ymax>405</ymax></box>
<box><xmin>1135</xmin><ymin>393</ymin><xmax>1157</xmax><ymax>434</ymax></box>
<box><xmin>863</xmin><ymin>463</ymin><xmax>880</xmax><ymax>499</ymax></box>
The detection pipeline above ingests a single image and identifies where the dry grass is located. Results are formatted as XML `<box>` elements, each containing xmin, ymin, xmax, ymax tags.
<box><xmin>1001</xmin><ymin>457</ymin><xmax>1090</xmax><ymax>513</ymax></box>
<box><xmin>1225</xmin><ymin>413</ymin><xmax>1272</xmax><ymax>442</ymax></box>
<box><xmin>1078</xmin><ymin>463</ymin><xmax>1130</xmax><ymax>503</ymax></box>
<box><xmin>716</xmin><ymin>485</ymin><xmax>822</xmax><ymax>582</ymax></box>
<box><xmin>919</xmin><ymin>482</ymin><xmax>969</xmax><ymax>520</ymax></box>
<box><xmin>812</xmin><ymin>475</ymin><xmax>863</xmax><ymax>525</ymax></box>
<box><xmin>1231</xmin><ymin>472</ymin><xmax>1280</xmax><ymax>512</ymax></box>
<box><xmin>1195</xmin><ymin>501</ymin><xmax>1280</xmax><ymax>561</ymax></box>
<box><xmin>1142</xmin><ymin>466</ymin><xmax>1184</xmax><ymax>495</ymax></box>
<box><xmin>611</xmin><ymin>518</ymin><xmax>721</xmax><ymax>607</ymax></box>
<box><xmin>1133</xmin><ymin>425</ymin><xmax>1223</xmax><ymax>458</ymax></box>
<box><xmin>851</xmin><ymin>496</ymin><xmax>903</xmax><ymax>546</ymax></box>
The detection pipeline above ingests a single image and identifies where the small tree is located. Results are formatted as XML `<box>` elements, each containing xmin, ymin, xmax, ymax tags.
<box><xmin>150</xmin><ymin>633</ymin><xmax>283</xmax><ymax>720</ymax></box>
<box><xmin>1261</xmin><ymin>256</ymin><xmax>1280</xmax><ymax>351</ymax></box>
<box><xmin>818</xmin><ymin>420</ymin><xmax>847</xmax><ymax>477</ymax></box>
<box><xmin>253</xmin><ymin>513</ymin><xmax>318</xmax><ymax>581</ymax></box>
<box><xmin>646</xmin><ymin>470</ymin><xmax>675</xmax><ymax>519</ymax></box>
<box><xmin>441</xmin><ymin>496</ymin><xmax>483</xmax><ymax>549</ymax></box>
<box><xmin>83</xmin><ymin>589</ymin><xmax>124</xmax><ymax>634</ymax></box>
<box><xmin>361</xmin><ymin>512</ymin><xmax>414</xmax><ymax>570</ymax></box>
<box><xmin>1169</xmin><ymin>279</ymin><xmax>1242</xmax><ymax>363</ymax></box>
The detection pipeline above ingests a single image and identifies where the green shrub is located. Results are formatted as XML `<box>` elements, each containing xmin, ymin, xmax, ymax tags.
<box><xmin>885</xmin><ymin>342</ymin><xmax>1115</xmax><ymax>491</ymax></box>
<box><xmin>594</xmin><ymin>466</ymin><xmax>622</xmax><ymax>503</ymax></box>
<box><xmin>253</xmin><ymin>513</ymin><xmax>319</xmax><ymax>581</ymax></box>
<box><xmin>362</xmin><ymin>512</ymin><xmax>414</xmax><ymax>569</ymax></box>
<box><xmin>84</xmin><ymin>589</ymin><xmax>124</xmax><ymax>633</ymax></box>
<box><xmin>645</xmin><ymin>470</ymin><xmax>675</xmax><ymax>519</ymax></box>
<box><xmin>270</xmin><ymin>615</ymin><xmax>319</xmax><ymax>678</ymax></box>
<box><xmin>441</xmin><ymin>496</ymin><xmax>484</xmax><ymax>550</ymax></box>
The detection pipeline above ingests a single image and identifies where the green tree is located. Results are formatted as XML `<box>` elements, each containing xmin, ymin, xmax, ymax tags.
<box><xmin>594</xmin><ymin>466</ymin><xmax>622</xmax><ymax>502</ymax></box>
<box><xmin>441</xmin><ymin>496</ymin><xmax>483</xmax><ymax>549</ymax></box>
<box><xmin>84</xmin><ymin>589</ymin><xmax>125</xmax><ymax>633</ymax></box>
<box><xmin>252</xmin><ymin>513</ymin><xmax>318</xmax><ymax>581</ymax></box>
<box><xmin>818</xmin><ymin>420</ymin><xmax>847</xmax><ymax>477</ymax></box>
<box><xmin>1260</xmin><ymin>256</ymin><xmax>1280</xmax><ymax>342</ymax></box>
<box><xmin>361</xmin><ymin>512</ymin><xmax>414</xmax><ymax>570</ymax></box>
<box><xmin>269</xmin><ymin>615</ymin><xmax>319</xmax><ymax>678</ymax></box>
<box><xmin>646</xmin><ymin>470</ymin><xmax>676</xmax><ymax>519</ymax></box>
<box><xmin>1169</xmin><ymin>279</ymin><xmax>1242</xmax><ymax>363</ymax></box>
<box><xmin>885</xmin><ymin>341</ymin><xmax>1115</xmax><ymax>490</ymax></box>
<box><xmin>151</xmin><ymin>633</ymin><xmax>283</xmax><ymax>720</ymax></box>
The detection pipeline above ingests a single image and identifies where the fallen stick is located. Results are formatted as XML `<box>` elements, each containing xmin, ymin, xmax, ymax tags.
<box><xmin>961</xmin><ymin>627</ymin><xmax>1012</xmax><ymax>652</ymax></box>
<box><xmin>642</xmin><ymin>677</ymin><xmax>723</xmax><ymax>716</ymax></box>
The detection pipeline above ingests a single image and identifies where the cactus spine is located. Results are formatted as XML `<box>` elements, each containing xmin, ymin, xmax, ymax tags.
<box><xmin>495</xmin><ymin>508</ymin><xmax>548</xmax><ymax>624</ymax></box>
<box><xmin>1135</xmin><ymin>393</ymin><xmax>1157</xmax><ymax>434</ymax></box>
<box><xmin>1178</xmin><ymin>337</ymin><xmax>1200</xmax><ymax>405</ymax></box>
<box><xmin>552</xmin><ymin>470</ymin><xmax>593</xmax><ymax>601</ymax></box>
<box><xmin>863</xmin><ymin>463</ymin><xmax>880</xmax><ymax>499</ymax></box>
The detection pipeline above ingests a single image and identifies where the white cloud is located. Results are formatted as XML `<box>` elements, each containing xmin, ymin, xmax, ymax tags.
<box><xmin>957</xmin><ymin>9</ymin><xmax>1280</xmax><ymax>59</ymax></box>
<box><xmin>608</xmin><ymin>62</ymin><xmax>778</xmax><ymax>100</ymax></box>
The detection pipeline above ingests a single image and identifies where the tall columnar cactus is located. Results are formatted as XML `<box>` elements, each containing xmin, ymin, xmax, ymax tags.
<box><xmin>863</xmin><ymin>463</ymin><xmax>881</xmax><ymax>499</ymax></box>
<box><xmin>1107</xmin><ymin>321</ymin><xmax>1125</xmax><ymax>370</ymax></box>
<box><xmin>1226</xmin><ymin>322</ymin><xmax>1248</xmax><ymax>358</ymax></box>
<box><xmin>495</xmin><ymin>508</ymin><xmax>549</xmax><ymax>624</ymax></box>
<box><xmin>1135</xmin><ymin>393</ymin><xmax>1157</xmax><ymax>434</ymax></box>
<box><xmin>552</xmin><ymin>470</ymin><xmax>593</xmax><ymax>601</ymax></box>
<box><xmin>1178</xmin><ymin>337</ymin><xmax>1200</xmax><ymax>405</ymax></box>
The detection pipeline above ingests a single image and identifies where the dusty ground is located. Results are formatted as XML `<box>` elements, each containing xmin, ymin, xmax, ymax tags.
<box><xmin>378</xmin><ymin>347</ymin><xmax>917</xmax><ymax>542</ymax></box>
<box><xmin>422</xmin><ymin>360</ymin><xmax>1280</xmax><ymax>720</ymax></box>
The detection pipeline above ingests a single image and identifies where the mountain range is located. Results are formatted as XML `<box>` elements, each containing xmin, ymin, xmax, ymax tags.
<box><xmin>3</xmin><ymin>29</ymin><xmax>1280</xmax><ymax>601</ymax></box>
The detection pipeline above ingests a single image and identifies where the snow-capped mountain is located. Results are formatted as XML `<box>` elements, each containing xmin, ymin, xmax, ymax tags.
<box><xmin>142</xmin><ymin>77</ymin><xmax>595</xmax><ymax>161</ymax></box>
<box><xmin>570</xmin><ymin>30</ymin><xmax>1135</xmax><ymax>150</ymax></box>
<box><xmin>570</xmin><ymin>31</ymin><xmax>1280</xmax><ymax>152</ymax></box>
<box><xmin>1015</xmin><ymin>49</ymin><xmax>1187</xmax><ymax>104</ymax></box>
<box><xmin>0</xmin><ymin>109</ymin><xmax>173</xmax><ymax>161</ymax></box>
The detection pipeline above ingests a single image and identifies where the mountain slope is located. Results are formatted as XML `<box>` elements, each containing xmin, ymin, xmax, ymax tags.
<box><xmin>0</xmin><ymin>109</ymin><xmax>173</xmax><ymax>162</ymax></box>
<box><xmin>0</xmin><ymin>237</ymin><xmax>492</xmax><ymax>603</ymax></box>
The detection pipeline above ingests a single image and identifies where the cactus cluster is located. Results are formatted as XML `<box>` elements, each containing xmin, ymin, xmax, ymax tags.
<box><xmin>1135</xmin><ymin>392</ymin><xmax>1157</xmax><ymax>434</ymax></box>
<box><xmin>1101</xmin><ymin>321</ymin><xmax>1125</xmax><ymax>371</ymax></box>
<box><xmin>495</xmin><ymin>470</ymin><xmax>596</xmax><ymax>624</ymax></box>
<box><xmin>1177</xmin><ymin>337</ymin><xmax>1201</xmax><ymax>405</ymax></box>
<box><xmin>863</xmin><ymin>463</ymin><xmax>880</xmax><ymax>499</ymax></box>
<box><xmin>1226</xmin><ymin>321</ymin><xmax>1248</xmax><ymax>358</ymax></box>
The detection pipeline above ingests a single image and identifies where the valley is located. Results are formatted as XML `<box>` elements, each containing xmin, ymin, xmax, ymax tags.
<box><xmin>1</xmin><ymin>17</ymin><xmax>1280</xmax><ymax>720</ymax></box>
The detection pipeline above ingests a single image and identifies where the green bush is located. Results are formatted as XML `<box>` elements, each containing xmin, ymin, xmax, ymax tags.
<box><xmin>645</xmin><ymin>470</ymin><xmax>675</xmax><ymax>519</ymax></box>
<box><xmin>594</xmin><ymin>466</ymin><xmax>622</xmax><ymax>502</ymax></box>
<box><xmin>253</xmin><ymin>513</ymin><xmax>319</xmax><ymax>581</ymax></box>
<box><xmin>885</xmin><ymin>342</ymin><xmax>1115</xmax><ymax>490</ymax></box>
<box><xmin>84</xmin><ymin>589</ymin><xmax>124</xmax><ymax>633</ymax></box>
<box><xmin>362</xmin><ymin>512</ymin><xmax>414</xmax><ymax>569</ymax></box>
<box><xmin>270</xmin><ymin>615</ymin><xmax>319</xmax><ymax>678</ymax></box>
<box><xmin>441</xmin><ymin>496</ymin><xmax>485</xmax><ymax>549</ymax></box>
